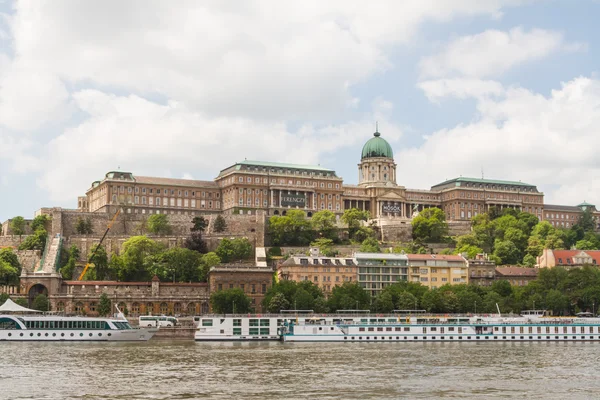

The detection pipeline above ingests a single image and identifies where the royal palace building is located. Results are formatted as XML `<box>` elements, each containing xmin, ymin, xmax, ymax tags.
<box><xmin>78</xmin><ymin>129</ymin><xmax>599</xmax><ymax>225</ymax></box>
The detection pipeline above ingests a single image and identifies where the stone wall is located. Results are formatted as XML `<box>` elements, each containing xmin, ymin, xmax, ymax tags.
<box><xmin>0</xmin><ymin>236</ymin><xmax>24</xmax><ymax>248</ymax></box>
<box><xmin>0</xmin><ymin>218</ymin><xmax>35</xmax><ymax>236</ymax></box>
<box><xmin>380</xmin><ymin>224</ymin><xmax>413</xmax><ymax>242</ymax></box>
<box><xmin>448</xmin><ymin>221</ymin><xmax>472</xmax><ymax>236</ymax></box>
<box><xmin>15</xmin><ymin>250</ymin><xmax>42</xmax><ymax>273</ymax></box>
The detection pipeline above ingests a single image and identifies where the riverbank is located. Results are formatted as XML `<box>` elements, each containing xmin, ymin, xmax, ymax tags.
<box><xmin>152</xmin><ymin>327</ymin><xmax>195</xmax><ymax>340</ymax></box>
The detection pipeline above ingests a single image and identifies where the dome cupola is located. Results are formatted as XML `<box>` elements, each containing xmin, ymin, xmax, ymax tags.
<box><xmin>361</xmin><ymin>129</ymin><xmax>393</xmax><ymax>160</ymax></box>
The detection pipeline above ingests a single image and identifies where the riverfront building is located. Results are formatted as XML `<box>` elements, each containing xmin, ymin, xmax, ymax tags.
<box><xmin>537</xmin><ymin>249</ymin><xmax>600</xmax><ymax>269</ymax></box>
<box><xmin>76</xmin><ymin>129</ymin><xmax>600</xmax><ymax>225</ymax></box>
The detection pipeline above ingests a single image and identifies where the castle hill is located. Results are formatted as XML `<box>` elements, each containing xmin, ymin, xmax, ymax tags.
<box><xmin>1</xmin><ymin>129</ymin><xmax>599</xmax><ymax>321</ymax></box>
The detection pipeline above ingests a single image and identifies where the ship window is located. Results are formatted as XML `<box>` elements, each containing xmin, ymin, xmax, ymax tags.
<box><xmin>202</xmin><ymin>319</ymin><xmax>213</xmax><ymax>327</ymax></box>
<box><xmin>233</xmin><ymin>328</ymin><xmax>242</xmax><ymax>335</ymax></box>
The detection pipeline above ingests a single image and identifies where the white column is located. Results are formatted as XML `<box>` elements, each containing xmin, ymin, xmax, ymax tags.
<box><xmin>270</xmin><ymin>189</ymin><xmax>274</xmax><ymax>208</ymax></box>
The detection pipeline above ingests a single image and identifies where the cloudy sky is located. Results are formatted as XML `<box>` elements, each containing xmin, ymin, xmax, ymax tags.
<box><xmin>1</xmin><ymin>0</ymin><xmax>599</xmax><ymax>222</ymax></box>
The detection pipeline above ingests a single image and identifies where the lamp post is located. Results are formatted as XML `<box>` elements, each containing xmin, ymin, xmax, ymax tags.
<box><xmin>533</xmin><ymin>300</ymin><xmax>535</xmax><ymax>311</ymax></box>
<box><xmin>594</xmin><ymin>301</ymin><xmax>596</xmax><ymax>316</ymax></box>
<box><xmin>474</xmin><ymin>301</ymin><xmax>477</xmax><ymax>315</ymax></box>
<box><xmin>233</xmin><ymin>301</ymin><xmax>236</xmax><ymax>315</ymax></box>
<box><xmin>356</xmin><ymin>300</ymin><xmax>359</xmax><ymax>311</ymax></box>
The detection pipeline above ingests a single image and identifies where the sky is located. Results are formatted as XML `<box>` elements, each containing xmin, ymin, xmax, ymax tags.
<box><xmin>1</xmin><ymin>0</ymin><xmax>600</xmax><ymax>222</ymax></box>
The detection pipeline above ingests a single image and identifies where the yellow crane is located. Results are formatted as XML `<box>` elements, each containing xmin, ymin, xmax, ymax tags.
<box><xmin>78</xmin><ymin>209</ymin><xmax>121</xmax><ymax>280</ymax></box>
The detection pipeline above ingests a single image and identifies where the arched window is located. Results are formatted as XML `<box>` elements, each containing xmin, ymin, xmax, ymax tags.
<box><xmin>75</xmin><ymin>302</ymin><xmax>84</xmax><ymax>314</ymax></box>
<box><xmin>160</xmin><ymin>302</ymin><xmax>168</xmax><ymax>315</ymax></box>
<box><xmin>187</xmin><ymin>303</ymin><xmax>197</xmax><ymax>316</ymax></box>
<box><xmin>132</xmin><ymin>302</ymin><xmax>140</xmax><ymax>316</ymax></box>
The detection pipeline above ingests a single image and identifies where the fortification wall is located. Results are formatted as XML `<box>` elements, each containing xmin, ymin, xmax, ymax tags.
<box><xmin>448</xmin><ymin>221</ymin><xmax>472</xmax><ymax>236</ymax></box>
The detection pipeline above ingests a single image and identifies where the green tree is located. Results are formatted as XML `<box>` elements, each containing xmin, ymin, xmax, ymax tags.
<box><xmin>97</xmin><ymin>293</ymin><xmax>112</xmax><ymax>316</ymax></box>
<box><xmin>421</xmin><ymin>289</ymin><xmax>446</xmax><ymax>312</ymax></box>
<box><xmin>341</xmin><ymin>208</ymin><xmax>370</xmax><ymax>240</ymax></box>
<box><xmin>310</xmin><ymin>210</ymin><xmax>337</xmax><ymax>240</ymax></box>
<box><xmin>76</xmin><ymin>217</ymin><xmax>93</xmax><ymax>234</ymax></box>
<box><xmin>326</xmin><ymin>282</ymin><xmax>371</xmax><ymax>311</ymax></box>
<box><xmin>191</xmin><ymin>216</ymin><xmax>208</xmax><ymax>232</ymax></box>
<box><xmin>184</xmin><ymin>231</ymin><xmax>208</xmax><ymax>254</ymax></box>
<box><xmin>110</xmin><ymin>236</ymin><xmax>164</xmax><ymax>281</ymax></box>
<box><xmin>32</xmin><ymin>294</ymin><xmax>49</xmax><ymax>312</ymax></box>
<box><xmin>267</xmin><ymin>292</ymin><xmax>291</xmax><ymax>313</ymax></box>
<box><xmin>31</xmin><ymin>214</ymin><xmax>50</xmax><ymax>232</ymax></box>
<box><xmin>268</xmin><ymin>210</ymin><xmax>314</xmax><ymax>246</ymax></box>
<box><xmin>262</xmin><ymin>280</ymin><xmax>324</xmax><ymax>311</ymax></box>
<box><xmin>60</xmin><ymin>245</ymin><xmax>80</xmax><ymax>280</ymax></box>
<box><xmin>396</xmin><ymin>291</ymin><xmax>419</xmax><ymax>310</ymax></box>
<box><xmin>493</xmin><ymin>239</ymin><xmax>520</xmax><ymax>265</ymax></box>
<box><xmin>0</xmin><ymin>293</ymin><xmax>8</xmax><ymax>305</ymax></box>
<box><xmin>359</xmin><ymin>237</ymin><xmax>380</xmax><ymax>253</ymax></box>
<box><xmin>374</xmin><ymin>292</ymin><xmax>395</xmax><ymax>313</ymax></box>
<box><xmin>147</xmin><ymin>214</ymin><xmax>172</xmax><ymax>235</ymax></box>
<box><xmin>198</xmin><ymin>252</ymin><xmax>221</xmax><ymax>282</ymax></box>
<box><xmin>18</xmin><ymin>228</ymin><xmax>48</xmax><ymax>251</ymax></box>
<box><xmin>523</xmin><ymin>254</ymin><xmax>536</xmax><ymax>267</ymax></box>
<box><xmin>216</xmin><ymin>238</ymin><xmax>253</xmax><ymax>263</ymax></box>
<box><xmin>154</xmin><ymin>247</ymin><xmax>202</xmax><ymax>282</ymax></box>
<box><xmin>210</xmin><ymin>288</ymin><xmax>251</xmax><ymax>313</ymax></box>
<box><xmin>454</xmin><ymin>244</ymin><xmax>483</xmax><ymax>259</ymax></box>
<box><xmin>311</xmin><ymin>238</ymin><xmax>336</xmax><ymax>257</ymax></box>
<box><xmin>545</xmin><ymin>289</ymin><xmax>569</xmax><ymax>315</ymax></box>
<box><xmin>10</xmin><ymin>216</ymin><xmax>26</xmax><ymax>237</ymax></box>
<box><xmin>83</xmin><ymin>244</ymin><xmax>109</xmax><ymax>281</ymax></box>
<box><xmin>213</xmin><ymin>215</ymin><xmax>227</xmax><ymax>233</ymax></box>
<box><xmin>15</xmin><ymin>298</ymin><xmax>28</xmax><ymax>307</ymax></box>
<box><xmin>0</xmin><ymin>248</ymin><xmax>21</xmax><ymax>278</ymax></box>
<box><xmin>0</xmin><ymin>260</ymin><xmax>19</xmax><ymax>285</ymax></box>
<box><xmin>411</xmin><ymin>208</ymin><xmax>449</xmax><ymax>243</ymax></box>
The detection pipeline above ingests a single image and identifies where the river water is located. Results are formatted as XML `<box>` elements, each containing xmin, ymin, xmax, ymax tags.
<box><xmin>1</xmin><ymin>340</ymin><xmax>599</xmax><ymax>399</ymax></box>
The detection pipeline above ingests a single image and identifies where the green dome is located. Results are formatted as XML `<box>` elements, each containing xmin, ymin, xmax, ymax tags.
<box><xmin>361</xmin><ymin>131</ymin><xmax>393</xmax><ymax>159</ymax></box>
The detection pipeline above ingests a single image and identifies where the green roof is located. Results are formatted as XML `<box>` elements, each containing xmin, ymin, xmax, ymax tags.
<box><xmin>577</xmin><ymin>201</ymin><xmax>595</xmax><ymax>207</ymax></box>
<box><xmin>361</xmin><ymin>131</ymin><xmax>393</xmax><ymax>160</ymax></box>
<box><xmin>432</xmin><ymin>177</ymin><xmax>536</xmax><ymax>189</ymax></box>
<box><xmin>221</xmin><ymin>160</ymin><xmax>335</xmax><ymax>174</ymax></box>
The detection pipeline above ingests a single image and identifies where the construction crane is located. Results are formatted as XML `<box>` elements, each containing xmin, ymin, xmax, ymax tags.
<box><xmin>78</xmin><ymin>209</ymin><xmax>121</xmax><ymax>280</ymax></box>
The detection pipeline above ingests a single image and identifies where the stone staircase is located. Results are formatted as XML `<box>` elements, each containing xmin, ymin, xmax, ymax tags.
<box><xmin>36</xmin><ymin>234</ymin><xmax>62</xmax><ymax>274</ymax></box>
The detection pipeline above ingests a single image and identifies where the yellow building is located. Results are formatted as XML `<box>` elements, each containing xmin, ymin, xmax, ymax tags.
<box><xmin>406</xmin><ymin>254</ymin><xmax>468</xmax><ymax>289</ymax></box>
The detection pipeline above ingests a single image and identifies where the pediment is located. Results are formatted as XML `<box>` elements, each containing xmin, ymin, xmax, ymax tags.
<box><xmin>378</xmin><ymin>190</ymin><xmax>406</xmax><ymax>201</ymax></box>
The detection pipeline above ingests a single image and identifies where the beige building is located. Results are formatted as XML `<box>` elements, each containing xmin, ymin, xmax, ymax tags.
<box><xmin>495</xmin><ymin>267</ymin><xmax>538</xmax><ymax>286</ymax></box>
<box><xmin>467</xmin><ymin>254</ymin><xmax>496</xmax><ymax>287</ymax></box>
<box><xmin>278</xmin><ymin>255</ymin><xmax>357</xmax><ymax>295</ymax></box>
<box><xmin>75</xmin><ymin>129</ymin><xmax>600</xmax><ymax>226</ymax></box>
<box><xmin>406</xmin><ymin>254</ymin><xmax>468</xmax><ymax>289</ymax></box>
<box><xmin>537</xmin><ymin>249</ymin><xmax>600</xmax><ymax>269</ymax></box>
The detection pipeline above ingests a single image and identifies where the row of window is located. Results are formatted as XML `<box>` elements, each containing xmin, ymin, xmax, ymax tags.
<box><xmin>216</xmin><ymin>283</ymin><xmax>268</xmax><ymax>294</ymax></box>
<box><xmin>235</xmin><ymin>176</ymin><xmax>341</xmax><ymax>189</ymax></box>
<box><xmin>112</xmin><ymin>186</ymin><xmax>218</xmax><ymax>198</ymax></box>
<box><xmin>238</xmin><ymin>166</ymin><xmax>335</xmax><ymax>177</ymax></box>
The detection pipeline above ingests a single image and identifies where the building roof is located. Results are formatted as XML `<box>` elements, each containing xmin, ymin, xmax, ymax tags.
<box><xmin>543</xmin><ymin>204</ymin><xmax>581</xmax><ymax>212</ymax></box>
<box><xmin>550</xmin><ymin>250</ymin><xmax>600</xmax><ymax>265</ymax></box>
<box><xmin>495</xmin><ymin>267</ymin><xmax>538</xmax><ymax>277</ymax></box>
<box><xmin>431</xmin><ymin>177</ymin><xmax>536</xmax><ymax>189</ymax></box>
<box><xmin>354</xmin><ymin>252</ymin><xmax>408</xmax><ymax>260</ymax></box>
<box><xmin>134</xmin><ymin>176</ymin><xmax>218</xmax><ymax>188</ymax></box>
<box><xmin>406</xmin><ymin>254</ymin><xmax>466</xmax><ymax>262</ymax></box>
<box><xmin>225</xmin><ymin>160</ymin><xmax>335</xmax><ymax>173</ymax></box>
<box><xmin>361</xmin><ymin>131</ymin><xmax>393</xmax><ymax>160</ymax></box>
<box><xmin>578</xmin><ymin>201</ymin><xmax>595</xmax><ymax>207</ymax></box>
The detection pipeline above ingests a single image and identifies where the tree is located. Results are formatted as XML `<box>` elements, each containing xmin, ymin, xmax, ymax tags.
<box><xmin>0</xmin><ymin>247</ymin><xmax>21</xmax><ymax>280</ymax></box>
<box><xmin>83</xmin><ymin>244</ymin><xmax>109</xmax><ymax>281</ymax></box>
<box><xmin>0</xmin><ymin>260</ymin><xmax>19</xmax><ymax>285</ymax></box>
<box><xmin>210</xmin><ymin>288</ymin><xmax>251</xmax><ymax>313</ymax></box>
<box><xmin>311</xmin><ymin>238</ymin><xmax>336</xmax><ymax>257</ymax></box>
<box><xmin>15</xmin><ymin>298</ymin><xmax>28</xmax><ymax>307</ymax></box>
<box><xmin>213</xmin><ymin>215</ymin><xmax>227</xmax><ymax>233</ymax></box>
<box><xmin>396</xmin><ymin>291</ymin><xmax>419</xmax><ymax>310</ymax></box>
<box><xmin>31</xmin><ymin>214</ymin><xmax>50</xmax><ymax>232</ymax></box>
<box><xmin>0</xmin><ymin>293</ymin><xmax>8</xmax><ymax>305</ymax></box>
<box><xmin>191</xmin><ymin>216</ymin><xmax>208</xmax><ymax>232</ymax></box>
<box><xmin>10</xmin><ymin>216</ymin><xmax>26</xmax><ymax>237</ymax></box>
<box><xmin>147</xmin><ymin>214</ymin><xmax>172</xmax><ymax>235</ymax></box>
<box><xmin>545</xmin><ymin>289</ymin><xmax>569</xmax><ymax>315</ymax></box>
<box><xmin>267</xmin><ymin>292</ymin><xmax>291</xmax><ymax>313</ymax></box>
<box><xmin>411</xmin><ymin>208</ymin><xmax>448</xmax><ymax>243</ymax></box>
<box><xmin>32</xmin><ymin>294</ymin><xmax>49</xmax><ymax>312</ymax></box>
<box><xmin>198</xmin><ymin>251</ymin><xmax>221</xmax><ymax>282</ymax></box>
<box><xmin>97</xmin><ymin>293</ymin><xmax>112</xmax><ymax>317</ymax></box>
<box><xmin>493</xmin><ymin>239</ymin><xmax>520</xmax><ymax>265</ymax></box>
<box><xmin>60</xmin><ymin>245</ymin><xmax>80</xmax><ymax>280</ymax></box>
<box><xmin>110</xmin><ymin>236</ymin><xmax>164</xmax><ymax>281</ymax></box>
<box><xmin>154</xmin><ymin>247</ymin><xmax>202</xmax><ymax>282</ymax></box>
<box><xmin>262</xmin><ymin>280</ymin><xmax>324</xmax><ymax>311</ymax></box>
<box><xmin>18</xmin><ymin>228</ymin><xmax>48</xmax><ymax>251</ymax></box>
<box><xmin>341</xmin><ymin>208</ymin><xmax>370</xmax><ymax>240</ymax></box>
<box><xmin>216</xmin><ymin>238</ymin><xmax>253</xmax><ymax>263</ymax></box>
<box><xmin>184</xmin><ymin>231</ymin><xmax>208</xmax><ymax>254</ymax></box>
<box><xmin>326</xmin><ymin>282</ymin><xmax>371</xmax><ymax>311</ymax></box>
<box><xmin>359</xmin><ymin>237</ymin><xmax>380</xmax><ymax>253</ymax></box>
<box><xmin>268</xmin><ymin>210</ymin><xmax>314</xmax><ymax>246</ymax></box>
<box><xmin>310</xmin><ymin>210</ymin><xmax>337</xmax><ymax>240</ymax></box>
<box><xmin>374</xmin><ymin>292</ymin><xmax>395</xmax><ymax>313</ymax></box>
<box><xmin>76</xmin><ymin>217</ymin><xmax>93</xmax><ymax>234</ymax></box>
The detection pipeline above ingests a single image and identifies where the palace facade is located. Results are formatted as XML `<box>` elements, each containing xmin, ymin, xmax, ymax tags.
<box><xmin>78</xmin><ymin>129</ymin><xmax>599</xmax><ymax>225</ymax></box>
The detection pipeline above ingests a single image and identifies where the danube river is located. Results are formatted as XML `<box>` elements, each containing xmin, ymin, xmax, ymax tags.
<box><xmin>2</xmin><ymin>340</ymin><xmax>599</xmax><ymax>399</ymax></box>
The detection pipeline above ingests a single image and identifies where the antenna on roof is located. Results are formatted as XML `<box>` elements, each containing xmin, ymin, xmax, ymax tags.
<box><xmin>481</xmin><ymin>167</ymin><xmax>484</xmax><ymax>180</ymax></box>
<box><xmin>376</xmin><ymin>121</ymin><xmax>378</xmax><ymax>132</ymax></box>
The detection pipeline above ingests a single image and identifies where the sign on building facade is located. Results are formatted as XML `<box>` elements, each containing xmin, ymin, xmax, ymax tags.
<box><xmin>281</xmin><ymin>193</ymin><xmax>306</xmax><ymax>207</ymax></box>
<box><xmin>382</xmin><ymin>204</ymin><xmax>401</xmax><ymax>213</ymax></box>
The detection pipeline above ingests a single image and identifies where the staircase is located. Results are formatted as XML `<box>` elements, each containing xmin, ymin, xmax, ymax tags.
<box><xmin>36</xmin><ymin>234</ymin><xmax>62</xmax><ymax>274</ymax></box>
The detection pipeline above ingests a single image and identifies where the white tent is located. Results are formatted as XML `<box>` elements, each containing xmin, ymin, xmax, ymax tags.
<box><xmin>0</xmin><ymin>298</ymin><xmax>42</xmax><ymax>313</ymax></box>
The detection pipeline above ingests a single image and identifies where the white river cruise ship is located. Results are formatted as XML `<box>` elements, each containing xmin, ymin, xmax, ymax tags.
<box><xmin>0</xmin><ymin>314</ymin><xmax>158</xmax><ymax>341</ymax></box>
<box><xmin>282</xmin><ymin>311</ymin><xmax>600</xmax><ymax>343</ymax></box>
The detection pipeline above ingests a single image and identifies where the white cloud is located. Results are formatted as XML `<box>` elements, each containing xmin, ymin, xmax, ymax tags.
<box><xmin>418</xmin><ymin>78</ymin><xmax>505</xmax><ymax>102</ymax></box>
<box><xmin>38</xmin><ymin>90</ymin><xmax>402</xmax><ymax>202</ymax></box>
<box><xmin>398</xmin><ymin>77</ymin><xmax>600</xmax><ymax>206</ymax></box>
<box><xmin>419</xmin><ymin>27</ymin><xmax>584</xmax><ymax>79</ymax></box>
<box><xmin>0</xmin><ymin>0</ymin><xmax>528</xmax><ymax>129</ymax></box>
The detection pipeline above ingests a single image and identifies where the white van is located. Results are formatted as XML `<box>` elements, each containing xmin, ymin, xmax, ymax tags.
<box><xmin>139</xmin><ymin>315</ymin><xmax>178</xmax><ymax>327</ymax></box>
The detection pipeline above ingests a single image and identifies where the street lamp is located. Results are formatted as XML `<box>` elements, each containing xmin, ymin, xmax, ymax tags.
<box><xmin>474</xmin><ymin>301</ymin><xmax>477</xmax><ymax>315</ymax></box>
<box><xmin>594</xmin><ymin>301</ymin><xmax>596</xmax><ymax>316</ymax></box>
<box><xmin>356</xmin><ymin>300</ymin><xmax>359</xmax><ymax>311</ymax></box>
<box><xmin>233</xmin><ymin>301</ymin><xmax>236</xmax><ymax>315</ymax></box>
<box><xmin>533</xmin><ymin>300</ymin><xmax>536</xmax><ymax>311</ymax></box>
